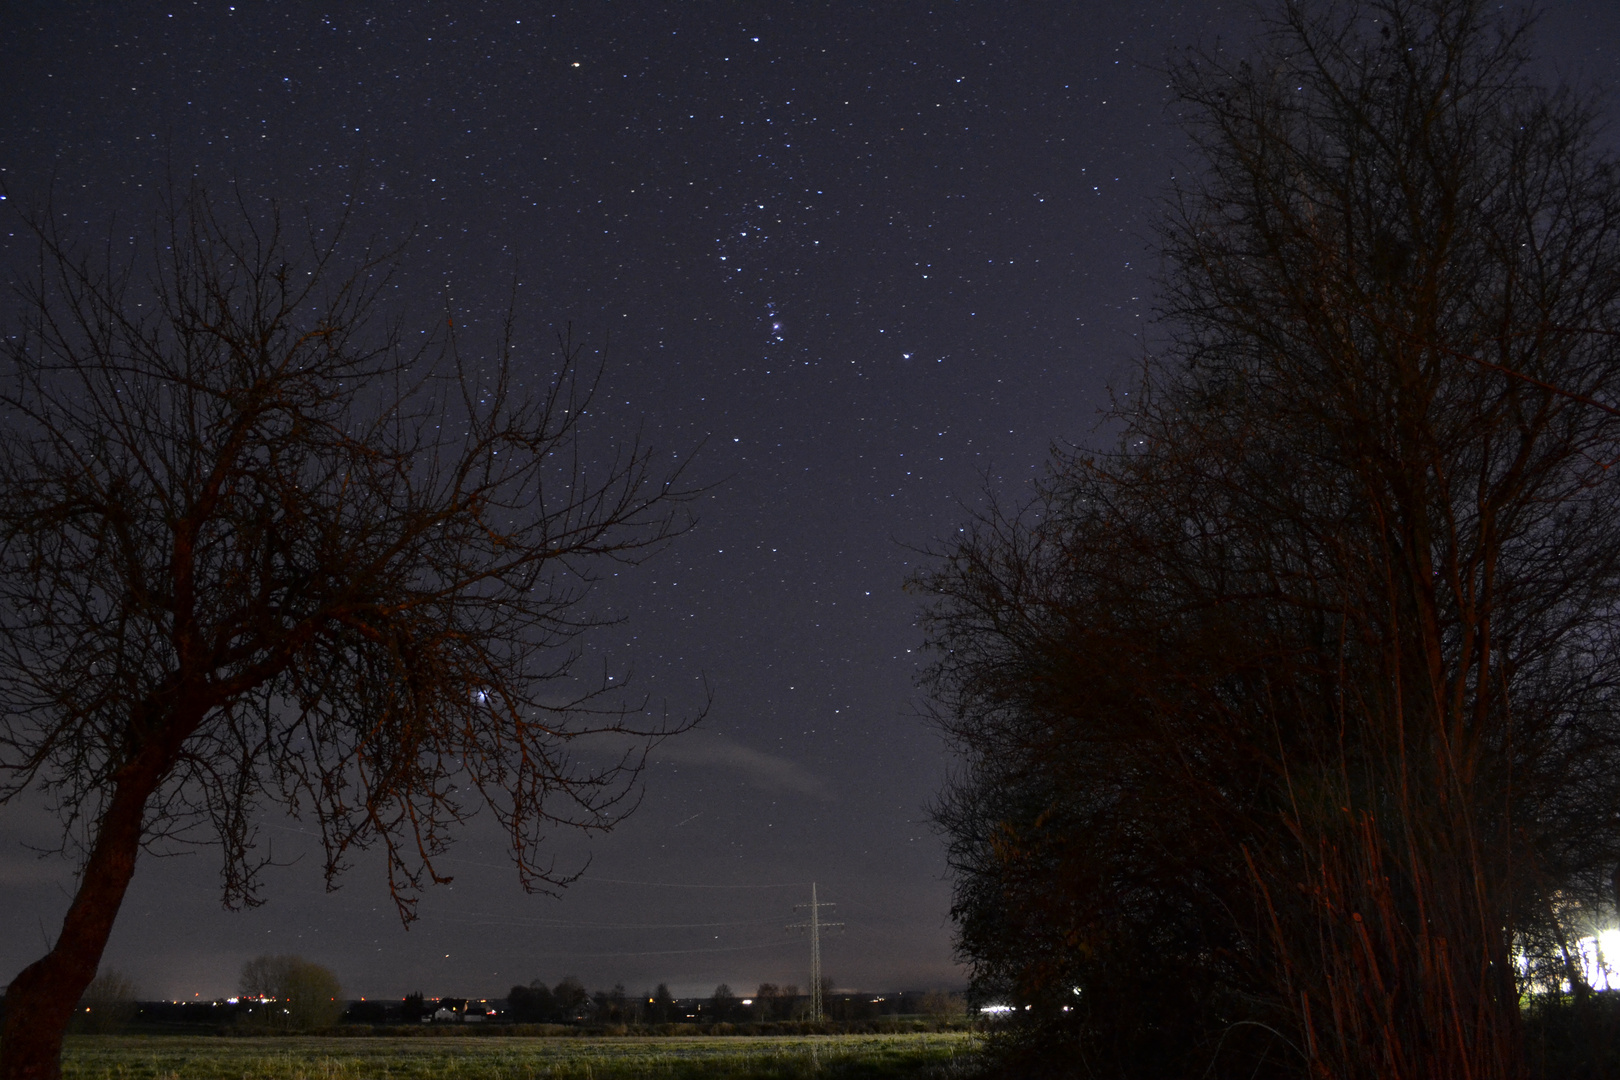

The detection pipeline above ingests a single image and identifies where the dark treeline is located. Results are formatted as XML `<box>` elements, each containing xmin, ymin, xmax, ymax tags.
<box><xmin>34</xmin><ymin>986</ymin><xmax>968</xmax><ymax>1032</ymax></box>
<box><xmin>502</xmin><ymin>979</ymin><xmax>964</xmax><ymax>1026</ymax></box>
<box><xmin>10</xmin><ymin>959</ymin><xmax>969</xmax><ymax>1035</ymax></box>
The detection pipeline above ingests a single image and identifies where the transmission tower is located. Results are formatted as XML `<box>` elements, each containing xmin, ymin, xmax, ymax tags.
<box><xmin>787</xmin><ymin>882</ymin><xmax>842</xmax><ymax>1021</ymax></box>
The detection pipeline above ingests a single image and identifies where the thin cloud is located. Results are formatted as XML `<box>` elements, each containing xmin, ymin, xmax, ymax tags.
<box><xmin>657</xmin><ymin>733</ymin><xmax>834</xmax><ymax>802</ymax></box>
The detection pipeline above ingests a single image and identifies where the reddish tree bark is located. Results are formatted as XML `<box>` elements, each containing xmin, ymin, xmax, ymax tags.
<box><xmin>2</xmin><ymin>744</ymin><xmax>175</xmax><ymax>1080</ymax></box>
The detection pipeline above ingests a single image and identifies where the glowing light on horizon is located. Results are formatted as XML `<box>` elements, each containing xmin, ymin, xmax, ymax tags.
<box><xmin>1576</xmin><ymin>929</ymin><xmax>1620</xmax><ymax>990</ymax></box>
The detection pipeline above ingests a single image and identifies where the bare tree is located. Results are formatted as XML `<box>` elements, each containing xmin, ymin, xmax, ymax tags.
<box><xmin>70</xmin><ymin>970</ymin><xmax>137</xmax><ymax>1034</ymax></box>
<box><xmin>708</xmin><ymin>983</ymin><xmax>737</xmax><ymax>1025</ymax></box>
<box><xmin>238</xmin><ymin>954</ymin><xmax>344</xmax><ymax>1030</ymax></box>
<box><xmin>921</xmin><ymin>2</ymin><xmax>1620</xmax><ymax>1077</ymax></box>
<box><xmin>0</xmin><ymin>189</ymin><xmax>698</xmax><ymax>1079</ymax></box>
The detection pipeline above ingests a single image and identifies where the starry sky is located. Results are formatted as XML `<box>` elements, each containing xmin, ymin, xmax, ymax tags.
<box><xmin>4</xmin><ymin>1</ymin><xmax>1620</xmax><ymax>1003</ymax></box>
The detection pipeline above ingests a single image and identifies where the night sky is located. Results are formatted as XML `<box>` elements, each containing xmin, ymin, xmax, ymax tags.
<box><xmin>4</xmin><ymin>1</ymin><xmax>1619</xmax><ymax>1003</ymax></box>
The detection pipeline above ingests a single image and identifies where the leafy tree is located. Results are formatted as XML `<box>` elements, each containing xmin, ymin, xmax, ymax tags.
<box><xmin>921</xmin><ymin>1</ymin><xmax>1620</xmax><ymax>1076</ymax></box>
<box><xmin>238</xmin><ymin>954</ymin><xmax>343</xmax><ymax>1030</ymax></box>
<box><xmin>551</xmin><ymin>976</ymin><xmax>589</xmax><ymax>1021</ymax></box>
<box><xmin>0</xmin><ymin>189</ymin><xmax>696</xmax><ymax>1080</ymax></box>
<box><xmin>506</xmin><ymin>980</ymin><xmax>557</xmax><ymax>1024</ymax></box>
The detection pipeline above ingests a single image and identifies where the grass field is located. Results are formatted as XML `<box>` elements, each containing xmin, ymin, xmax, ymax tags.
<box><xmin>59</xmin><ymin>1032</ymin><xmax>979</xmax><ymax>1080</ymax></box>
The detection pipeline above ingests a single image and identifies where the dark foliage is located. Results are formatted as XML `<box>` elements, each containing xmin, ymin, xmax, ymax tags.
<box><xmin>1523</xmin><ymin>993</ymin><xmax>1620</xmax><ymax>1080</ymax></box>
<box><xmin>343</xmin><ymin>1000</ymin><xmax>389</xmax><ymax>1025</ymax></box>
<box><xmin>709</xmin><ymin>984</ymin><xmax>738</xmax><ymax>1024</ymax></box>
<box><xmin>506</xmin><ymin>981</ymin><xmax>559</xmax><ymax>1024</ymax></box>
<box><xmin>650</xmin><ymin>983</ymin><xmax>677</xmax><ymax>1024</ymax></box>
<box><xmin>551</xmin><ymin>976</ymin><xmax>589</xmax><ymax>1020</ymax></box>
<box><xmin>920</xmin><ymin>1</ymin><xmax>1620</xmax><ymax>1077</ymax></box>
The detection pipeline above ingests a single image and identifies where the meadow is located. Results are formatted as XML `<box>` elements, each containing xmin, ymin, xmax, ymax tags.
<box><xmin>59</xmin><ymin>1032</ymin><xmax>978</xmax><ymax>1080</ymax></box>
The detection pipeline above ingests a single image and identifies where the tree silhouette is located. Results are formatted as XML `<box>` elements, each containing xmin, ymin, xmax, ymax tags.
<box><xmin>506</xmin><ymin>980</ymin><xmax>557</xmax><ymax>1024</ymax></box>
<box><xmin>0</xmin><ymin>188</ymin><xmax>697</xmax><ymax>1079</ymax></box>
<box><xmin>551</xmin><ymin>976</ymin><xmax>589</xmax><ymax>1021</ymax></box>
<box><xmin>922</xmin><ymin>1</ymin><xmax>1620</xmax><ymax>1076</ymax></box>
<box><xmin>709</xmin><ymin>983</ymin><xmax>737</xmax><ymax>1024</ymax></box>
<box><xmin>754</xmin><ymin>982</ymin><xmax>781</xmax><ymax>1021</ymax></box>
<box><xmin>68</xmin><ymin>970</ymin><xmax>137</xmax><ymax>1035</ymax></box>
<box><xmin>651</xmin><ymin>982</ymin><xmax>676</xmax><ymax>1024</ymax></box>
<box><xmin>238</xmin><ymin>955</ymin><xmax>344</xmax><ymax>1030</ymax></box>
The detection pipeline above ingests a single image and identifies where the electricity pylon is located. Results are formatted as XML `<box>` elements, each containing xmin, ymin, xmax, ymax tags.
<box><xmin>787</xmin><ymin>882</ymin><xmax>842</xmax><ymax>1021</ymax></box>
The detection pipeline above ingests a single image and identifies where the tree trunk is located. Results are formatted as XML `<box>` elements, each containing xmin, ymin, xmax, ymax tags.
<box><xmin>0</xmin><ymin>769</ymin><xmax>159</xmax><ymax>1080</ymax></box>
